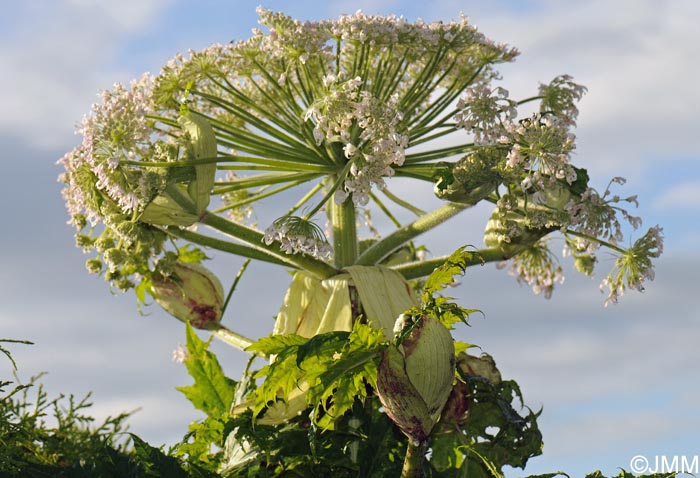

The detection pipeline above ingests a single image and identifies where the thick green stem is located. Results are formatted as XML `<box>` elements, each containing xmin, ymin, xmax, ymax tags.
<box><xmin>331</xmin><ymin>196</ymin><xmax>358</xmax><ymax>268</ymax></box>
<box><xmin>401</xmin><ymin>440</ymin><xmax>428</xmax><ymax>478</ymax></box>
<box><xmin>208</xmin><ymin>323</ymin><xmax>263</xmax><ymax>357</ymax></box>
<box><xmin>357</xmin><ymin>203</ymin><xmax>470</xmax><ymax>266</ymax></box>
<box><xmin>392</xmin><ymin>247</ymin><xmax>516</xmax><ymax>280</ymax></box>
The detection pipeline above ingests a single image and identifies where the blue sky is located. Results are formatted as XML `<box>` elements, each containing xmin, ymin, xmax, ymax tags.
<box><xmin>1</xmin><ymin>0</ymin><xmax>699</xmax><ymax>476</ymax></box>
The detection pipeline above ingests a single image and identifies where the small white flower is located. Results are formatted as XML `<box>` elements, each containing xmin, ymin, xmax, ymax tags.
<box><xmin>506</xmin><ymin>145</ymin><xmax>522</xmax><ymax>168</ymax></box>
<box><xmin>172</xmin><ymin>343</ymin><xmax>188</xmax><ymax>363</ymax></box>
<box><xmin>343</xmin><ymin>143</ymin><xmax>358</xmax><ymax>158</ymax></box>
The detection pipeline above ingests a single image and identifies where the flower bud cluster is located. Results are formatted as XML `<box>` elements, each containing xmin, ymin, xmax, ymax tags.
<box><xmin>486</xmin><ymin>171</ymin><xmax>663</xmax><ymax>303</ymax></box>
<box><xmin>58</xmin><ymin>75</ymin><xmax>159</xmax><ymax>227</ymax></box>
<box><xmin>433</xmin><ymin>147</ymin><xmax>502</xmax><ymax>204</ymax></box>
<box><xmin>565</xmin><ymin>177</ymin><xmax>641</xmax><ymax>250</ymax></box>
<box><xmin>538</xmin><ymin>74</ymin><xmax>587</xmax><ymax>127</ymax></box>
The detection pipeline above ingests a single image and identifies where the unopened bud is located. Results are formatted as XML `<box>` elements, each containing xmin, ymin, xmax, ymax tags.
<box><xmin>150</xmin><ymin>262</ymin><xmax>224</xmax><ymax>329</ymax></box>
<box><xmin>574</xmin><ymin>254</ymin><xmax>596</xmax><ymax>276</ymax></box>
<box><xmin>85</xmin><ymin>258</ymin><xmax>103</xmax><ymax>274</ymax></box>
<box><xmin>376</xmin><ymin>316</ymin><xmax>455</xmax><ymax>442</ymax></box>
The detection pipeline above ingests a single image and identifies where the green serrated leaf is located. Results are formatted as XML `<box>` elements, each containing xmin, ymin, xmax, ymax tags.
<box><xmin>570</xmin><ymin>166</ymin><xmax>589</xmax><ymax>197</ymax></box>
<box><xmin>247</xmin><ymin>333</ymin><xmax>307</xmax><ymax>356</ymax></box>
<box><xmin>424</xmin><ymin>246</ymin><xmax>480</xmax><ymax>295</ymax></box>
<box><xmin>177</xmin><ymin>323</ymin><xmax>236</xmax><ymax>417</ymax></box>
<box><xmin>252</xmin><ymin>346</ymin><xmax>306</xmax><ymax>417</ymax></box>
<box><xmin>175</xmin><ymin>416</ymin><xmax>228</xmax><ymax>467</ymax></box>
<box><xmin>454</xmin><ymin>341</ymin><xmax>475</xmax><ymax>356</ymax></box>
<box><xmin>177</xmin><ymin>244</ymin><xmax>208</xmax><ymax>264</ymax></box>
<box><xmin>347</xmin><ymin>321</ymin><xmax>387</xmax><ymax>352</ymax></box>
<box><xmin>314</xmin><ymin>354</ymin><xmax>378</xmax><ymax>429</ymax></box>
<box><xmin>296</xmin><ymin>331</ymin><xmax>350</xmax><ymax>367</ymax></box>
<box><xmin>431</xmin><ymin>433</ymin><xmax>465</xmax><ymax>472</ymax></box>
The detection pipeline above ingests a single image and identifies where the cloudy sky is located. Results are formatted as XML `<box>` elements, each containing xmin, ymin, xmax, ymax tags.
<box><xmin>1</xmin><ymin>0</ymin><xmax>698</xmax><ymax>476</ymax></box>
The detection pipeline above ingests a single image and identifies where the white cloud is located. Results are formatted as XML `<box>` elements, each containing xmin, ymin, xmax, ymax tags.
<box><xmin>653</xmin><ymin>181</ymin><xmax>700</xmax><ymax>210</ymax></box>
<box><xmin>65</xmin><ymin>0</ymin><xmax>172</xmax><ymax>32</ymax></box>
<box><xmin>84</xmin><ymin>394</ymin><xmax>202</xmax><ymax>444</ymax></box>
<box><xmin>326</xmin><ymin>0</ymin><xmax>401</xmax><ymax>16</ymax></box>
<box><xmin>0</xmin><ymin>0</ymin><xmax>172</xmax><ymax>150</ymax></box>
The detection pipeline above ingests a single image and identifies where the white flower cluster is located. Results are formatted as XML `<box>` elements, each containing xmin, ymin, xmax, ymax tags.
<box><xmin>58</xmin><ymin>74</ymin><xmax>156</xmax><ymax>225</ymax></box>
<box><xmin>455</xmin><ymin>86</ymin><xmax>517</xmax><ymax>145</ymax></box>
<box><xmin>256</xmin><ymin>7</ymin><xmax>333</xmax><ymax>64</ymax></box>
<box><xmin>504</xmin><ymin>114</ymin><xmax>577</xmax><ymax>186</ymax></box>
<box><xmin>263</xmin><ymin>216</ymin><xmax>333</xmax><ymax>260</ymax></box>
<box><xmin>566</xmin><ymin>177</ymin><xmax>642</xmax><ymax>251</ymax></box>
<box><xmin>500</xmin><ymin>240</ymin><xmax>564</xmax><ymax>299</ymax></box>
<box><xmin>305</xmin><ymin>75</ymin><xmax>409</xmax><ymax>206</ymax></box>
<box><xmin>600</xmin><ymin>225</ymin><xmax>664</xmax><ymax>307</ymax></box>
<box><xmin>538</xmin><ymin>74</ymin><xmax>587</xmax><ymax>127</ymax></box>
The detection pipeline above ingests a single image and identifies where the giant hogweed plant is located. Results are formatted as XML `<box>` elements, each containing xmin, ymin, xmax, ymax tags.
<box><xmin>58</xmin><ymin>8</ymin><xmax>663</xmax><ymax>478</ymax></box>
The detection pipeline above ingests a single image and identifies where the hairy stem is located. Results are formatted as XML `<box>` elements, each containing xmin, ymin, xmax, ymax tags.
<box><xmin>401</xmin><ymin>440</ymin><xmax>428</xmax><ymax>478</ymax></box>
<box><xmin>331</xmin><ymin>196</ymin><xmax>358</xmax><ymax>268</ymax></box>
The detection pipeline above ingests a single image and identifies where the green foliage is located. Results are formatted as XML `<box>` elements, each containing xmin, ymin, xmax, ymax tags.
<box><xmin>414</xmin><ymin>246</ymin><xmax>483</xmax><ymax>329</ymax></box>
<box><xmin>423</xmin><ymin>246</ymin><xmax>482</xmax><ymax>296</ymax></box>
<box><xmin>177</xmin><ymin>323</ymin><xmax>237</xmax><ymax>417</ymax></box>
<box><xmin>0</xmin><ymin>339</ymin><xmax>223</xmax><ymax>477</ymax></box>
<box><xmin>175</xmin><ymin>416</ymin><xmax>231</xmax><ymax>470</ymax></box>
<box><xmin>429</xmin><ymin>375</ymin><xmax>543</xmax><ymax>477</ymax></box>
<box><xmin>0</xmin><ymin>338</ymin><xmax>33</xmax><ymax>371</ymax></box>
<box><xmin>176</xmin><ymin>244</ymin><xmax>209</xmax><ymax>264</ymax></box>
<box><xmin>172</xmin><ymin>324</ymin><xmax>242</xmax><ymax>471</ymax></box>
<box><xmin>0</xmin><ymin>376</ymin><xmax>129</xmax><ymax>477</ymax></box>
<box><xmin>0</xmin><ymin>318</ymin><xmax>675</xmax><ymax>478</ymax></box>
<box><xmin>583</xmin><ymin>471</ymin><xmax>676</xmax><ymax>478</ymax></box>
<box><xmin>249</xmin><ymin>321</ymin><xmax>385</xmax><ymax>430</ymax></box>
<box><xmin>222</xmin><ymin>403</ymin><xmax>406</xmax><ymax>478</ymax></box>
